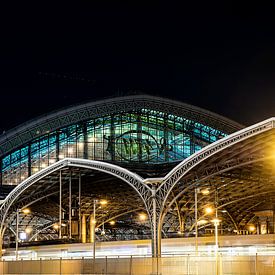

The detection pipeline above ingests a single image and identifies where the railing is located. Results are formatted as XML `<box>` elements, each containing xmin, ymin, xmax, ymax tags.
<box><xmin>0</xmin><ymin>254</ymin><xmax>274</xmax><ymax>274</ymax></box>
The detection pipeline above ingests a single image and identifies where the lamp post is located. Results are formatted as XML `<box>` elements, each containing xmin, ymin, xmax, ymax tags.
<box><xmin>15</xmin><ymin>208</ymin><xmax>30</xmax><ymax>260</ymax></box>
<box><xmin>92</xmin><ymin>199</ymin><xmax>107</xmax><ymax>262</ymax></box>
<box><xmin>195</xmin><ymin>188</ymin><xmax>198</xmax><ymax>255</ymax></box>
<box><xmin>92</xmin><ymin>199</ymin><xmax>97</xmax><ymax>262</ymax></box>
<box><xmin>195</xmin><ymin>187</ymin><xmax>210</xmax><ymax>254</ymax></box>
<box><xmin>211</xmin><ymin>217</ymin><xmax>220</xmax><ymax>275</ymax></box>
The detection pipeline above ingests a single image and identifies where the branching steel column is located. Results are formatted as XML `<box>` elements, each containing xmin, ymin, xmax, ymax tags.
<box><xmin>152</xmin><ymin>186</ymin><xmax>157</xmax><ymax>257</ymax></box>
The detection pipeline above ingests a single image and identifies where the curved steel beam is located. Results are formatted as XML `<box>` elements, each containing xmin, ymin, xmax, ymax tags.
<box><xmin>0</xmin><ymin>95</ymin><xmax>242</xmax><ymax>158</ymax></box>
<box><xmin>97</xmin><ymin>207</ymin><xmax>143</xmax><ymax>227</ymax></box>
<box><xmin>157</xmin><ymin>118</ymin><xmax>275</xmax><ymax>216</ymax></box>
<box><xmin>0</xmin><ymin>158</ymin><xmax>151</xmax><ymax>236</ymax></box>
<box><xmin>29</xmin><ymin>222</ymin><xmax>57</xmax><ymax>242</ymax></box>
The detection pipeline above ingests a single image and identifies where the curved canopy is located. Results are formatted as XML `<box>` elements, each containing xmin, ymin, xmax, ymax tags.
<box><xmin>1</xmin><ymin>118</ymin><xmax>275</xmax><ymax>254</ymax></box>
<box><xmin>0</xmin><ymin>95</ymin><xmax>243</xmax><ymax>158</ymax></box>
<box><xmin>0</xmin><ymin>159</ymin><xmax>153</xmax><ymax>245</ymax></box>
<box><xmin>158</xmin><ymin>118</ymin><xmax>275</xmax><ymax>235</ymax></box>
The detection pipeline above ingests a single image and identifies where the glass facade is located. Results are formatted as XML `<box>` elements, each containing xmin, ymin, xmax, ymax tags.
<box><xmin>1</xmin><ymin>109</ymin><xmax>226</xmax><ymax>185</ymax></box>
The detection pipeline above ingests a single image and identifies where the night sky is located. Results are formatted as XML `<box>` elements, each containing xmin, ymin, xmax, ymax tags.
<box><xmin>0</xmin><ymin>3</ymin><xmax>275</xmax><ymax>133</ymax></box>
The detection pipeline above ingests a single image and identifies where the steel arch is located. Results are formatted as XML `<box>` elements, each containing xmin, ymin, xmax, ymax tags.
<box><xmin>0</xmin><ymin>158</ymin><xmax>151</xmax><ymax>236</ymax></box>
<box><xmin>0</xmin><ymin>95</ymin><xmax>243</xmax><ymax>157</ymax></box>
<box><xmin>157</xmin><ymin>117</ymin><xmax>275</xmax><ymax>208</ymax></box>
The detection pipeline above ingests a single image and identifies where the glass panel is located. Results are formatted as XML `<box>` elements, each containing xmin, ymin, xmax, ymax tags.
<box><xmin>1</xmin><ymin>109</ymin><xmax>227</xmax><ymax>185</ymax></box>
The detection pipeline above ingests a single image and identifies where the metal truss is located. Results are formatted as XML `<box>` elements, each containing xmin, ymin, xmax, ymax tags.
<box><xmin>0</xmin><ymin>158</ymin><xmax>152</xmax><ymax>237</ymax></box>
<box><xmin>0</xmin><ymin>118</ymin><xmax>274</xmax><ymax>257</ymax></box>
<box><xmin>157</xmin><ymin>117</ymin><xmax>275</xmax><ymax>210</ymax></box>
<box><xmin>0</xmin><ymin>95</ymin><xmax>243</xmax><ymax>158</ymax></box>
<box><xmin>29</xmin><ymin>221</ymin><xmax>58</xmax><ymax>242</ymax></box>
<box><xmin>160</xmin><ymin>156</ymin><xmax>272</xmax><ymax>221</ymax></box>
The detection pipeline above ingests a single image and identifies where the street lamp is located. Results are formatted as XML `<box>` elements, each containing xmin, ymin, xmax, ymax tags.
<box><xmin>205</xmin><ymin>206</ymin><xmax>214</xmax><ymax>215</ymax></box>
<box><xmin>195</xmin><ymin>188</ymin><xmax>210</xmax><ymax>254</ymax></box>
<box><xmin>211</xmin><ymin>218</ymin><xmax>221</xmax><ymax>250</ymax></box>
<box><xmin>248</xmin><ymin>225</ymin><xmax>256</xmax><ymax>233</ymax></box>
<box><xmin>211</xmin><ymin>217</ymin><xmax>221</xmax><ymax>275</ymax></box>
<box><xmin>109</xmin><ymin>220</ymin><xmax>115</xmax><ymax>226</ymax></box>
<box><xmin>139</xmin><ymin>213</ymin><xmax>147</xmax><ymax>222</ymax></box>
<box><xmin>92</xmin><ymin>199</ymin><xmax>107</xmax><ymax>262</ymax></box>
<box><xmin>15</xmin><ymin>208</ymin><xmax>31</xmax><ymax>260</ymax></box>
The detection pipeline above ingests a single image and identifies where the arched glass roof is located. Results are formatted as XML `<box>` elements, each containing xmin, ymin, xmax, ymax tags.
<box><xmin>0</xmin><ymin>95</ymin><xmax>242</xmax><ymax>188</ymax></box>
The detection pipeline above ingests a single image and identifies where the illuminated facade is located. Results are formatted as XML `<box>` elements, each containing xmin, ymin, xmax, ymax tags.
<box><xmin>4</xmin><ymin>96</ymin><xmax>275</xmax><ymax>259</ymax></box>
<box><xmin>1</xmin><ymin>101</ymin><xmax>235</xmax><ymax>186</ymax></box>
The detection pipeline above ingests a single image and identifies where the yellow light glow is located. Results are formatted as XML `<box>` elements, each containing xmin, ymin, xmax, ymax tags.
<box><xmin>25</xmin><ymin>227</ymin><xmax>32</xmax><ymax>234</ymax></box>
<box><xmin>53</xmin><ymin>224</ymin><xmax>59</xmax><ymax>230</ymax></box>
<box><xmin>201</xmin><ymin>188</ymin><xmax>210</xmax><ymax>195</ymax></box>
<box><xmin>248</xmin><ymin>225</ymin><xmax>256</xmax><ymax>232</ymax></box>
<box><xmin>139</xmin><ymin>213</ymin><xmax>147</xmax><ymax>221</ymax></box>
<box><xmin>22</xmin><ymin>208</ymin><xmax>30</xmax><ymax>214</ymax></box>
<box><xmin>58</xmin><ymin>154</ymin><xmax>65</xmax><ymax>159</ymax></box>
<box><xmin>205</xmin><ymin>207</ymin><xmax>214</xmax><ymax>214</ymax></box>
<box><xmin>109</xmin><ymin>220</ymin><xmax>115</xmax><ymax>226</ymax></box>
<box><xmin>33</xmin><ymin>167</ymin><xmax>39</xmax><ymax>173</ymax></box>
<box><xmin>92</xmin><ymin>219</ymin><xmax>96</xmax><ymax>224</ymax></box>
<box><xmin>20</xmin><ymin>175</ymin><xmax>26</xmax><ymax>180</ymax></box>
<box><xmin>41</xmin><ymin>163</ymin><xmax>47</xmax><ymax>168</ymax></box>
<box><xmin>49</xmin><ymin>159</ymin><xmax>56</xmax><ymax>164</ymax></box>
<box><xmin>100</xmin><ymin>199</ymin><xmax>108</xmax><ymax>205</ymax></box>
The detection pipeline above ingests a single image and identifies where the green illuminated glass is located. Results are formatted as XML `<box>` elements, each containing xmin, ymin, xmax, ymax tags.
<box><xmin>1</xmin><ymin>109</ymin><xmax>227</xmax><ymax>185</ymax></box>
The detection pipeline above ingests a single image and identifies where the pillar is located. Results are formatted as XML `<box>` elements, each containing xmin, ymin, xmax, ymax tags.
<box><xmin>143</xmin><ymin>179</ymin><xmax>162</xmax><ymax>258</ymax></box>
<box><xmin>81</xmin><ymin>215</ymin><xmax>87</xmax><ymax>243</ymax></box>
<box><xmin>90</xmin><ymin>215</ymin><xmax>95</xmax><ymax>243</ymax></box>
<box><xmin>151</xmin><ymin>186</ymin><xmax>161</xmax><ymax>257</ymax></box>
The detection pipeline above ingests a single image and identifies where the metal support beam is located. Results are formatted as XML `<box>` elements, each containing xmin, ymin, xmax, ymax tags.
<box><xmin>69</xmin><ymin>170</ymin><xmax>72</xmax><ymax>239</ymax></box>
<box><xmin>195</xmin><ymin>188</ymin><xmax>198</xmax><ymax>254</ymax></box>
<box><xmin>79</xmin><ymin>173</ymin><xmax>81</xmax><ymax>242</ymax></box>
<box><xmin>15</xmin><ymin>209</ymin><xmax>19</xmax><ymax>260</ymax></box>
<box><xmin>93</xmin><ymin>200</ymin><xmax>96</xmax><ymax>260</ymax></box>
<box><xmin>90</xmin><ymin>214</ymin><xmax>95</xmax><ymax>243</ymax></box>
<box><xmin>151</xmin><ymin>186</ymin><xmax>161</xmax><ymax>257</ymax></box>
<box><xmin>59</xmin><ymin>170</ymin><xmax>62</xmax><ymax>239</ymax></box>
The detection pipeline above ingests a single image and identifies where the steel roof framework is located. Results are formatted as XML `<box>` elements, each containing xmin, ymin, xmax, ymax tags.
<box><xmin>0</xmin><ymin>118</ymin><xmax>274</xmax><ymax>257</ymax></box>
<box><xmin>0</xmin><ymin>95</ymin><xmax>243</xmax><ymax>158</ymax></box>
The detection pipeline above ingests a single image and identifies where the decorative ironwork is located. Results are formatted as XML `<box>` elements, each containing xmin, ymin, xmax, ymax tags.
<box><xmin>0</xmin><ymin>158</ymin><xmax>152</xmax><ymax>236</ymax></box>
<box><xmin>157</xmin><ymin>117</ymin><xmax>275</xmax><ymax>207</ymax></box>
<box><xmin>0</xmin><ymin>96</ymin><xmax>243</xmax><ymax>159</ymax></box>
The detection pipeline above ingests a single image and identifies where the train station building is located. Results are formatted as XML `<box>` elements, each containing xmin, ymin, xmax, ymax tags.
<box><xmin>0</xmin><ymin>95</ymin><xmax>274</xmax><ymax>258</ymax></box>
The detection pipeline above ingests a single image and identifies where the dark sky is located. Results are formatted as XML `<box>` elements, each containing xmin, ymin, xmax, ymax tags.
<box><xmin>0</xmin><ymin>2</ymin><xmax>275</xmax><ymax>133</ymax></box>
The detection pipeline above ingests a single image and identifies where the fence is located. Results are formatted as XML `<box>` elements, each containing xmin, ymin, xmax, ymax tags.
<box><xmin>0</xmin><ymin>254</ymin><xmax>274</xmax><ymax>274</ymax></box>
